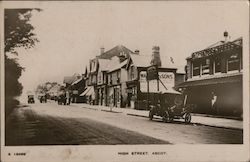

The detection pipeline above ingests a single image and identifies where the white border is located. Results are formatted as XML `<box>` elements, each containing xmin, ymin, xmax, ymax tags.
<box><xmin>0</xmin><ymin>1</ymin><xmax>249</xmax><ymax>162</ymax></box>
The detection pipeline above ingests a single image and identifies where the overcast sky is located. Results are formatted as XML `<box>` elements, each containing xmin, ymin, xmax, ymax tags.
<box><xmin>5</xmin><ymin>1</ymin><xmax>248</xmax><ymax>94</ymax></box>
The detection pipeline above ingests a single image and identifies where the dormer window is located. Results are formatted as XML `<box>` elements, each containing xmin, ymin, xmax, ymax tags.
<box><xmin>214</xmin><ymin>57</ymin><xmax>221</xmax><ymax>73</ymax></box>
<box><xmin>201</xmin><ymin>59</ymin><xmax>210</xmax><ymax>75</ymax></box>
<box><xmin>193</xmin><ymin>61</ymin><xmax>200</xmax><ymax>77</ymax></box>
<box><xmin>228</xmin><ymin>53</ymin><xmax>240</xmax><ymax>72</ymax></box>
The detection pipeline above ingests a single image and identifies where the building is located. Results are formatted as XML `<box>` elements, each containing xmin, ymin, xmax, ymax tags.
<box><xmin>178</xmin><ymin>32</ymin><xmax>243</xmax><ymax>117</ymax></box>
<box><xmin>106</xmin><ymin>58</ymin><xmax>128</xmax><ymax>108</ymax></box>
<box><xmin>70</xmin><ymin>75</ymin><xmax>86</xmax><ymax>103</ymax></box>
<box><xmin>83</xmin><ymin>45</ymin><xmax>135</xmax><ymax>105</ymax></box>
<box><xmin>125</xmin><ymin>47</ymin><xmax>185</xmax><ymax>110</ymax></box>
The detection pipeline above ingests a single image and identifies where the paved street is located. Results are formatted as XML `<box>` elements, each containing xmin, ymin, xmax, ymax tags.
<box><xmin>5</xmin><ymin>101</ymin><xmax>243</xmax><ymax>145</ymax></box>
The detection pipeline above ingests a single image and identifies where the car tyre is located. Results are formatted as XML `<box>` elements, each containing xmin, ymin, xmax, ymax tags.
<box><xmin>163</xmin><ymin>112</ymin><xmax>171</xmax><ymax>123</ymax></box>
<box><xmin>184</xmin><ymin>113</ymin><xmax>191</xmax><ymax>124</ymax></box>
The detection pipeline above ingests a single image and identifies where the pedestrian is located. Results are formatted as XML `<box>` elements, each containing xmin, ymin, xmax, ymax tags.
<box><xmin>211</xmin><ymin>92</ymin><xmax>218</xmax><ymax>115</ymax></box>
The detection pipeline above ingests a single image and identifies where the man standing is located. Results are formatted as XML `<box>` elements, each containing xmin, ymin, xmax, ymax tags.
<box><xmin>66</xmin><ymin>91</ymin><xmax>70</xmax><ymax>105</ymax></box>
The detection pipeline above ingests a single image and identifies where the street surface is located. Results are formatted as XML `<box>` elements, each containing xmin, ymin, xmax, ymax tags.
<box><xmin>5</xmin><ymin>101</ymin><xmax>243</xmax><ymax>145</ymax></box>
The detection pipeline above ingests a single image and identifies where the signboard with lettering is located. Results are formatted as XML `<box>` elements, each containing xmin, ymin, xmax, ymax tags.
<box><xmin>140</xmin><ymin>71</ymin><xmax>175</xmax><ymax>92</ymax></box>
<box><xmin>146</xmin><ymin>66</ymin><xmax>158</xmax><ymax>81</ymax></box>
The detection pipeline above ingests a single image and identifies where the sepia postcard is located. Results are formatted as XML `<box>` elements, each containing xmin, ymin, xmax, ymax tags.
<box><xmin>1</xmin><ymin>1</ymin><xmax>249</xmax><ymax>162</ymax></box>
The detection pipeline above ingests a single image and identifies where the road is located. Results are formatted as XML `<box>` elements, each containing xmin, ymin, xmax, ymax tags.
<box><xmin>5</xmin><ymin>101</ymin><xmax>243</xmax><ymax>145</ymax></box>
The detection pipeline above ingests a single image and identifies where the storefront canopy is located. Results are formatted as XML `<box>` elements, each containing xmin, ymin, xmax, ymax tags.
<box><xmin>80</xmin><ymin>86</ymin><xmax>94</xmax><ymax>96</ymax></box>
<box><xmin>177</xmin><ymin>73</ymin><xmax>242</xmax><ymax>88</ymax></box>
<box><xmin>141</xmin><ymin>87</ymin><xmax>181</xmax><ymax>95</ymax></box>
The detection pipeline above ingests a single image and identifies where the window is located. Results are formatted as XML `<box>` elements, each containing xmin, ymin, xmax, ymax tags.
<box><xmin>117</xmin><ymin>71</ymin><xmax>120</xmax><ymax>83</ymax></box>
<box><xmin>103</xmin><ymin>73</ymin><xmax>106</xmax><ymax>83</ymax></box>
<box><xmin>228</xmin><ymin>53</ymin><xmax>240</xmax><ymax>72</ymax></box>
<box><xmin>98</xmin><ymin>73</ymin><xmax>102</xmax><ymax>84</ymax></box>
<box><xmin>192</xmin><ymin>61</ymin><xmax>200</xmax><ymax>76</ymax></box>
<box><xmin>201</xmin><ymin>59</ymin><xmax>210</xmax><ymax>75</ymax></box>
<box><xmin>214</xmin><ymin>57</ymin><xmax>221</xmax><ymax>73</ymax></box>
<box><xmin>109</xmin><ymin>74</ymin><xmax>112</xmax><ymax>84</ymax></box>
<box><xmin>131</xmin><ymin>66</ymin><xmax>135</xmax><ymax>80</ymax></box>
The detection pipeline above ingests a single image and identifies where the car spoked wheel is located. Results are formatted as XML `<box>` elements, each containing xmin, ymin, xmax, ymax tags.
<box><xmin>149</xmin><ymin>111</ymin><xmax>154</xmax><ymax>120</ymax></box>
<box><xmin>163</xmin><ymin>112</ymin><xmax>171</xmax><ymax>123</ymax></box>
<box><xmin>184</xmin><ymin>113</ymin><xmax>191</xmax><ymax>124</ymax></box>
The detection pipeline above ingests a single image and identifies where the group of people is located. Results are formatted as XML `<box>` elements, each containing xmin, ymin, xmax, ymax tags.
<box><xmin>57</xmin><ymin>91</ymin><xmax>71</xmax><ymax>105</ymax></box>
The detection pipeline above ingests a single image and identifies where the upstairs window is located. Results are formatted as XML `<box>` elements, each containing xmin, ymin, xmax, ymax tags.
<box><xmin>201</xmin><ymin>59</ymin><xmax>210</xmax><ymax>75</ymax></box>
<box><xmin>228</xmin><ymin>53</ymin><xmax>240</xmax><ymax>72</ymax></box>
<box><xmin>103</xmin><ymin>73</ymin><xmax>106</xmax><ymax>83</ymax></box>
<box><xmin>192</xmin><ymin>61</ymin><xmax>200</xmax><ymax>77</ymax></box>
<box><xmin>214</xmin><ymin>57</ymin><xmax>221</xmax><ymax>73</ymax></box>
<box><xmin>131</xmin><ymin>66</ymin><xmax>135</xmax><ymax>80</ymax></box>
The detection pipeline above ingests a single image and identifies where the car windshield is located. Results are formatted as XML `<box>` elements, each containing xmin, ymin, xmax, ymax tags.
<box><xmin>174</xmin><ymin>95</ymin><xmax>184</xmax><ymax>106</ymax></box>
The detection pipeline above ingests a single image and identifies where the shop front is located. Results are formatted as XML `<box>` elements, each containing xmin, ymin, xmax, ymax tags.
<box><xmin>180</xmin><ymin>74</ymin><xmax>242</xmax><ymax>117</ymax></box>
<box><xmin>97</xmin><ymin>85</ymin><xmax>107</xmax><ymax>106</ymax></box>
<box><xmin>126</xmin><ymin>69</ymin><xmax>177</xmax><ymax>110</ymax></box>
<box><xmin>107</xmin><ymin>85</ymin><xmax>122</xmax><ymax>107</ymax></box>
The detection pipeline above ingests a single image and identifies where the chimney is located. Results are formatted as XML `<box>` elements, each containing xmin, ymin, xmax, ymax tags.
<box><xmin>150</xmin><ymin>46</ymin><xmax>161</xmax><ymax>67</ymax></box>
<box><xmin>100</xmin><ymin>47</ymin><xmax>105</xmax><ymax>55</ymax></box>
<box><xmin>224</xmin><ymin>31</ymin><xmax>229</xmax><ymax>42</ymax></box>
<box><xmin>134</xmin><ymin>50</ymin><xmax>140</xmax><ymax>55</ymax></box>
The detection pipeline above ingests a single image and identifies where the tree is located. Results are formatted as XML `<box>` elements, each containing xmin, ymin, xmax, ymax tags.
<box><xmin>5</xmin><ymin>9</ymin><xmax>41</xmax><ymax>116</ymax></box>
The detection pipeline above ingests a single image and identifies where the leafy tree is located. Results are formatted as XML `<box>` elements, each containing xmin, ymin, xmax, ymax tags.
<box><xmin>5</xmin><ymin>9</ymin><xmax>41</xmax><ymax>116</ymax></box>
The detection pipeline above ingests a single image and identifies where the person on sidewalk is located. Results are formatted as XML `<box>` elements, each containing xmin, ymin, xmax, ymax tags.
<box><xmin>211</xmin><ymin>92</ymin><xmax>218</xmax><ymax>115</ymax></box>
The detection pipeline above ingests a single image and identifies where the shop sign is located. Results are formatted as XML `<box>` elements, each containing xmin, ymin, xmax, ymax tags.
<box><xmin>146</xmin><ymin>65</ymin><xmax>158</xmax><ymax>80</ymax></box>
<box><xmin>140</xmin><ymin>71</ymin><xmax>175</xmax><ymax>92</ymax></box>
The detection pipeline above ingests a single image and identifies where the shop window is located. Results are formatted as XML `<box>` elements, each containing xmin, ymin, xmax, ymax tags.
<box><xmin>214</xmin><ymin>57</ymin><xmax>221</xmax><ymax>73</ymax></box>
<box><xmin>201</xmin><ymin>59</ymin><xmax>210</xmax><ymax>75</ymax></box>
<box><xmin>228</xmin><ymin>53</ymin><xmax>240</xmax><ymax>72</ymax></box>
<box><xmin>192</xmin><ymin>61</ymin><xmax>200</xmax><ymax>76</ymax></box>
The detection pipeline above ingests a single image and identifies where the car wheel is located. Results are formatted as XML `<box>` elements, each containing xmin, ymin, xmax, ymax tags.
<box><xmin>184</xmin><ymin>113</ymin><xmax>191</xmax><ymax>124</ymax></box>
<box><xmin>163</xmin><ymin>112</ymin><xmax>170</xmax><ymax>123</ymax></box>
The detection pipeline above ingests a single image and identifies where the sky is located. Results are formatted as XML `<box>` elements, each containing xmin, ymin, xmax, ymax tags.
<box><xmin>5</xmin><ymin>1</ymin><xmax>248</xmax><ymax>95</ymax></box>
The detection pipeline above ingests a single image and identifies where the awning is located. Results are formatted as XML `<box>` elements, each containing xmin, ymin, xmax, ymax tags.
<box><xmin>177</xmin><ymin>73</ymin><xmax>242</xmax><ymax>88</ymax></box>
<box><xmin>80</xmin><ymin>86</ymin><xmax>94</xmax><ymax>96</ymax></box>
<box><xmin>141</xmin><ymin>87</ymin><xmax>181</xmax><ymax>95</ymax></box>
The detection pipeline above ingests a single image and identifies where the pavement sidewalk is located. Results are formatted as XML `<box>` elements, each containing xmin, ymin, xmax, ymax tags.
<box><xmin>71</xmin><ymin>103</ymin><xmax>243</xmax><ymax>130</ymax></box>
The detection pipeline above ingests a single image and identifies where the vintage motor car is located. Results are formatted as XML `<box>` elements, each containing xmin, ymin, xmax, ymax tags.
<box><xmin>28</xmin><ymin>95</ymin><xmax>35</xmax><ymax>104</ymax></box>
<box><xmin>40</xmin><ymin>95</ymin><xmax>47</xmax><ymax>103</ymax></box>
<box><xmin>57</xmin><ymin>91</ymin><xmax>66</xmax><ymax>105</ymax></box>
<box><xmin>149</xmin><ymin>91</ymin><xmax>193</xmax><ymax>124</ymax></box>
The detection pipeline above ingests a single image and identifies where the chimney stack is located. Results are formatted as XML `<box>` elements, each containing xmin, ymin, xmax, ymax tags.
<box><xmin>150</xmin><ymin>46</ymin><xmax>161</xmax><ymax>67</ymax></box>
<box><xmin>224</xmin><ymin>31</ymin><xmax>229</xmax><ymax>42</ymax></box>
<box><xmin>100</xmin><ymin>47</ymin><xmax>105</xmax><ymax>55</ymax></box>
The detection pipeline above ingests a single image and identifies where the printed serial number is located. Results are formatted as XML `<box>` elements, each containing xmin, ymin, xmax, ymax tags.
<box><xmin>13</xmin><ymin>153</ymin><xmax>26</xmax><ymax>156</ymax></box>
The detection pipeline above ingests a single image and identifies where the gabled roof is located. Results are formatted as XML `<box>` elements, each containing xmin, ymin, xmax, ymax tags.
<box><xmin>71</xmin><ymin>76</ymin><xmax>83</xmax><ymax>85</ymax></box>
<box><xmin>98</xmin><ymin>59</ymin><xmax>111</xmax><ymax>71</ymax></box>
<box><xmin>129</xmin><ymin>54</ymin><xmax>152</xmax><ymax>68</ymax></box>
<box><xmin>96</xmin><ymin>45</ymin><xmax>133</xmax><ymax>59</ymax></box>
<box><xmin>63</xmin><ymin>76</ymin><xmax>76</xmax><ymax>84</ymax></box>
<box><xmin>205</xmin><ymin>41</ymin><xmax>225</xmax><ymax>49</ymax></box>
<box><xmin>105</xmin><ymin>56</ymin><xmax>120</xmax><ymax>71</ymax></box>
<box><xmin>108</xmin><ymin>59</ymin><xmax>128</xmax><ymax>73</ymax></box>
<box><xmin>127</xmin><ymin>54</ymin><xmax>178</xmax><ymax>69</ymax></box>
<box><xmin>63</xmin><ymin>73</ymin><xmax>80</xmax><ymax>84</ymax></box>
<box><xmin>190</xmin><ymin>37</ymin><xmax>243</xmax><ymax>60</ymax></box>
